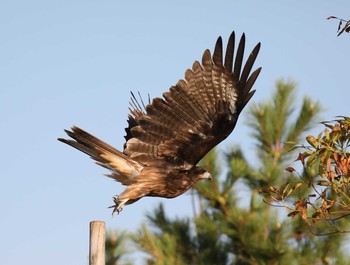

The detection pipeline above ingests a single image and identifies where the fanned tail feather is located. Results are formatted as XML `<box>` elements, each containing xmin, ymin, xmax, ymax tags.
<box><xmin>58</xmin><ymin>126</ymin><xmax>142</xmax><ymax>185</ymax></box>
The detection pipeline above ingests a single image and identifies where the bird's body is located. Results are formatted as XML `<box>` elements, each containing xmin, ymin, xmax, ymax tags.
<box><xmin>58</xmin><ymin>31</ymin><xmax>261</xmax><ymax>214</ymax></box>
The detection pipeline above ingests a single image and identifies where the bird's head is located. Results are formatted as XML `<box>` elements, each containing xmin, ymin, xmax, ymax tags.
<box><xmin>191</xmin><ymin>166</ymin><xmax>212</xmax><ymax>181</ymax></box>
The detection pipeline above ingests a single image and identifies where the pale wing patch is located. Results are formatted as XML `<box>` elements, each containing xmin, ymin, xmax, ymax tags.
<box><xmin>100</xmin><ymin>152</ymin><xmax>142</xmax><ymax>179</ymax></box>
<box><xmin>227</xmin><ymin>81</ymin><xmax>237</xmax><ymax>114</ymax></box>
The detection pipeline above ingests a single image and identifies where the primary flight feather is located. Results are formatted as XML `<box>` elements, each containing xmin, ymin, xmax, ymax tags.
<box><xmin>58</xmin><ymin>31</ymin><xmax>261</xmax><ymax>215</ymax></box>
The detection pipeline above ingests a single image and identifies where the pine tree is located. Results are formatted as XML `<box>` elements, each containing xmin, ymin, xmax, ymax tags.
<box><xmin>105</xmin><ymin>230</ymin><xmax>133</xmax><ymax>265</ymax></box>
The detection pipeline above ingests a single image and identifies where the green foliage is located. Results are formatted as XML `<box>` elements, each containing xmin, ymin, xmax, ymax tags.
<box><xmin>267</xmin><ymin>116</ymin><xmax>350</xmax><ymax>235</ymax></box>
<box><xmin>105</xmin><ymin>230</ymin><xmax>133</xmax><ymax>265</ymax></box>
<box><xmin>245</xmin><ymin>80</ymin><xmax>321</xmax><ymax>188</ymax></box>
<box><xmin>106</xmin><ymin>80</ymin><xmax>350</xmax><ymax>264</ymax></box>
<box><xmin>132</xmin><ymin>203</ymin><xmax>229</xmax><ymax>265</ymax></box>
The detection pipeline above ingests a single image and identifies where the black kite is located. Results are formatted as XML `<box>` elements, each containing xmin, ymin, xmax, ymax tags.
<box><xmin>58</xmin><ymin>31</ymin><xmax>261</xmax><ymax>214</ymax></box>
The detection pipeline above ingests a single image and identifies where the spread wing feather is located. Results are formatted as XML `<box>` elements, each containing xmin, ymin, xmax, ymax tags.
<box><xmin>233</xmin><ymin>33</ymin><xmax>245</xmax><ymax>81</ymax></box>
<box><xmin>124</xmin><ymin>31</ymin><xmax>261</xmax><ymax>167</ymax></box>
<box><xmin>191</xmin><ymin>61</ymin><xmax>211</xmax><ymax>112</ymax></box>
<box><xmin>147</xmin><ymin>98</ymin><xmax>188</xmax><ymax>132</ymax></box>
<box><xmin>201</xmin><ymin>50</ymin><xmax>216</xmax><ymax>106</ymax></box>
<box><xmin>185</xmin><ymin>69</ymin><xmax>204</xmax><ymax>109</ymax></box>
<box><xmin>124</xmin><ymin>92</ymin><xmax>150</xmax><ymax>149</ymax></box>
<box><xmin>224</xmin><ymin>32</ymin><xmax>235</xmax><ymax>72</ymax></box>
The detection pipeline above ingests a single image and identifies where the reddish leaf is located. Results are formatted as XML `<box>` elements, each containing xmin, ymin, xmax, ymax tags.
<box><xmin>306</xmin><ymin>135</ymin><xmax>318</xmax><ymax>148</ymax></box>
<box><xmin>301</xmin><ymin>211</ymin><xmax>307</xmax><ymax>220</ymax></box>
<box><xmin>293</xmin><ymin>198</ymin><xmax>308</xmax><ymax>220</ymax></box>
<box><xmin>292</xmin><ymin>182</ymin><xmax>302</xmax><ymax>191</ymax></box>
<box><xmin>333</xmin><ymin>152</ymin><xmax>339</xmax><ymax>163</ymax></box>
<box><xmin>294</xmin><ymin>198</ymin><xmax>307</xmax><ymax>210</ymax></box>
<box><xmin>285</xmin><ymin>166</ymin><xmax>295</xmax><ymax>173</ymax></box>
<box><xmin>317</xmin><ymin>181</ymin><xmax>332</xmax><ymax>186</ymax></box>
<box><xmin>288</xmin><ymin>211</ymin><xmax>299</xmax><ymax>218</ymax></box>
<box><xmin>338</xmin><ymin>20</ymin><xmax>343</xmax><ymax>31</ymax></box>
<box><xmin>335</xmin><ymin>167</ymin><xmax>341</xmax><ymax>175</ymax></box>
<box><xmin>326</xmin><ymin>16</ymin><xmax>338</xmax><ymax>20</ymax></box>
<box><xmin>296</xmin><ymin>152</ymin><xmax>308</xmax><ymax>165</ymax></box>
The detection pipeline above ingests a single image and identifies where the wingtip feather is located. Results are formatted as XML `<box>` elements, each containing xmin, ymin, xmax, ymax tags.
<box><xmin>224</xmin><ymin>31</ymin><xmax>235</xmax><ymax>72</ymax></box>
<box><xmin>213</xmin><ymin>36</ymin><xmax>223</xmax><ymax>67</ymax></box>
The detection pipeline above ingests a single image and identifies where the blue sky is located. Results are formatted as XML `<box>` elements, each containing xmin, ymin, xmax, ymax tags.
<box><xmin>1</xmin><ymin>1</ymin><xmax>349</xmax><ymax>264</ymax></box>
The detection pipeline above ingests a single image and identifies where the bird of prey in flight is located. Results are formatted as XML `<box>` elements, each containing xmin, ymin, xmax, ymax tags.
<box><xmin>58</xmin><ymin>31</ymin><xmax>261</xmax><ymax>215</ymax></box>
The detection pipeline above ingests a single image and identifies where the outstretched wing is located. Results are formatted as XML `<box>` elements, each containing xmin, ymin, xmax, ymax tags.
<box><xmin>124</xmin><ymin>31</ymin><xmax>261</xmax><ymax>168</ymax></box>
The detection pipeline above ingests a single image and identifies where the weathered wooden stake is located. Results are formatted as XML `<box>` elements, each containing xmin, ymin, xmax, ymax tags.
<box><xmin>89</xmin><ymin>220</ymin><xmax>106</xmax><ymax>265</ymax></box>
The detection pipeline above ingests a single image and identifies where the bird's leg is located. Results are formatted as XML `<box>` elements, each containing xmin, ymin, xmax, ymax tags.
<box><xmin>108</xmin><ymin>196</ymin><xmax>129</xmax><ymax>216</ymax></box>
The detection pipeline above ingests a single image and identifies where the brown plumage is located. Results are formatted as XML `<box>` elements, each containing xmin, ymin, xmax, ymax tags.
<box><xmin>58</xmin><ymin>31</ymin><xmax>261</xmax><ymax>215</ymax></box>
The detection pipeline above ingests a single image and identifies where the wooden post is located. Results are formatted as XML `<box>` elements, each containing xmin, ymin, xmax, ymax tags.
<box><xmin>89</xmin><ymin>221</ymin><xmax>106</xmax><ymax>265</ymax></box>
